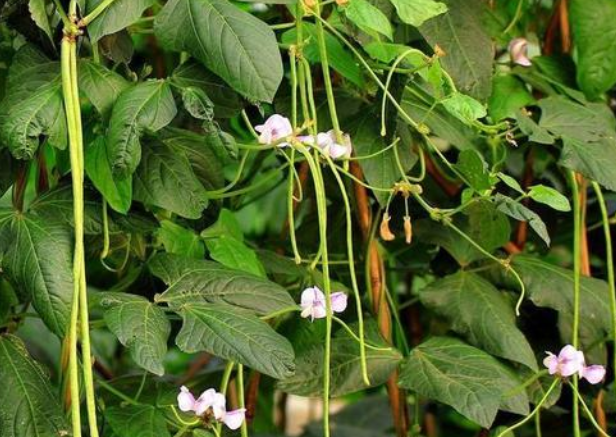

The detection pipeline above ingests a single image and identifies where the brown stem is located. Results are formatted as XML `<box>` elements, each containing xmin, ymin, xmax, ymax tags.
<box><xmin>245</xmin><ymin>371</ymin><xmax>261</xmax><ymax>423</ymax></box>
<box><xmin>558</xmin><ymin>0</ymin><xmax>571</xmax><ymax>54</ymax></box>
<box><xmin>37</xmin><ymin>149</ymin><xmax>49</xmax><ymax>194</ymax></box>
<box><xmin>594</xmin><ymin>390</ymin><xmax>607</xmax><ymax>433</ymax></box>
<box><xmin>503</xmin><ymin>241</ymin><xmax>522</xmax><ymax>255</ymax></box>
<box><xmin>12</xmin><ymin>161</ymin><xmax>28</xmax><ymax>212</ymax></box>
<box><xmin>576</xmin><ymin>174</ymin><xmax>591</xmax><ymax>276</ymax></box>
<box><xmin>350</xmin><ymin>162</ymin><xmax>409</xmax><ymax>437</ymax></box>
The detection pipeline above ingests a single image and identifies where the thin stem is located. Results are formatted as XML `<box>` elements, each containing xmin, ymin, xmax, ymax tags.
<box><xmin>100</xmin><ymin>200</ymin><xmax>110</xmax><ymax>260</ymax></box>
<box><xmin>134</xmin><ymin>372</ymin><xmax>148</xmax><ymax>402</ymax></box>
<box><xmin>208</xmin><ymin>150</ymin><xmax>251</xmax><ymax>195</ymax></box>
<box><xmin>495</xmin><ymin>379</ymin><xmax>559</xmax><ymax>437</ymax></box>
<box><xmin>591</xmin><ymin>181</ymin><xmax>616</xmax><ymax>389</ymax></box>
<box><xmin>81</xmin><ymin>0</ymin><xmax>120</xmax><ymax>25</ymax></box>
<box><xmin>569</xmin><ymin>171</ymin><xmax>582</xmax><ymax>437</ymax></box>
<box><xmin>237</xmin><ymin>364</ymin><xmax>248</xmax><ymax>437</ymax></box>
<box><xmin>260</xmin><ymin>306</ymin><xmax>300</xmax><ymax>321</ymax></box>
<box><xmin>95</xmin><ymin>377</ymin><xmax>139</xmax><ymax>406</ymax></box>
<box><xmin>216</xmin><ymin>361</ymin><xmax>236</xmax><ymax>435</ymax></box>
<box><xmin>332</xmin><ymin>317</ymin><xmax>392</xmax><ymax>352</ymax></box>
<box><xmin>569</xmin><ymin>382</ymin><xmax>612</xmax><ymax>437</ymax></box>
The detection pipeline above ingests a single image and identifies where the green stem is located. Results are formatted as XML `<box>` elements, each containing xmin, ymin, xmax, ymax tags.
<box><xmin>569</xmin><ymin>171</ymin><xmax>582</xmax><ymax>437</ymax></box>
<box><xmin>332</xmin><ymin>317</ymin><xmax>391</xmax><ymax>352</ymax></box>
<box><xmin>569</xmin><ymin>382</ymin><xmax>612</xmax><ymax>437</ymax></box>
<box><xmin>237</xmin><ymin>364</ymin><xmax>248</xmax><ymax>437</ymax></box>
<box><xmin>96</xmin><ymin>377</ymin><xmax>139</xmax><ymax>406</ymax></box>
<box><xmin>81</xmin><ymin>0</ymin><xmax>120</xmax><ymax>25</ymax></box>
<box><xmin>591</xmin><ymin>181</ymin><xmax>616</xmax><ymax>389</ymax></box>
<box><xmin>52</xmin><ymin>0</ymin><xmax>71</xmax><ymax>27</ymax></box>
<box><xmin>260</xmin><ymin>305</ymin><xmax>300</xmax><ymax>321</ymax></box>
<box><xmin>495</xmin><ymin>379</ymin><xmax>559</xmax><ymax>437</ymax></box>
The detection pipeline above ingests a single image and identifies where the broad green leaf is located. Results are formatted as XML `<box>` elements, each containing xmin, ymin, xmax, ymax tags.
<box><xmin>154</xmin><ymin>0</ymin><xmax>283</xmax><ymax>102</ymax></box>
<box><xmin>351</xmin><ymin>114</ymin><xmax>416</xmax><ymax>204</ymax></box>
<box><xmin>201</xmin><ymin>209</ymin><xmax>243</xmax><ymax>241</ymax></box>
<box><xmin>99</xmin><ymin>30</ymin><xmax>135</xmax><ymax>64</ymax></box>
<box><xmin>108</xmin><ymin>80</ymin><xmax>177</xmax><ymax>178</ymax></box>
<box><xmin>0</xmin><ymin>281</ymin><xmax>18</xmax><ymax>325</ymax></box>
<box><xmin>488</xmin><ymin>74</ymin><xmax>534</xmax><ymax>121</ymax></box>
<box><xmin>0</xmin><ymin>210</ymin><xmax>72</xmax><ymax>337</ymax></box>
<box><xmin>570</xmin><ymin>0</ymin><xmax>616</xmax><ymax>99</ymax></box>
<box><xmin>282</xmin><ymin>24</ymin><xmax>364</xmax><ymax>87</ymax></box>
<box><xmin>502</xmin><ymin>255</ymin><xmax>613</xmax><ymax>363</ymax></box>
<box><xmin>150</xmin><ymin>253</ymin><xmax>295</xmax><ymax>315</ymax></box>
<box><xmin>497</xmin><ymin>172</ymin><xmax>524</xmax><ymax>194</ymax></box>
<box><xmin>278</xmin><ymin>322</ymin><xmax>402</xmax><ymax>397</ymax></box>
<box><xmin>390</xmin><ymin>0</ymin><xmax>447</xmax><ymax>27</ymax></box>
<box><xmin>0</xmin><ymin>150</ymin><xmax>17</xmax><ymax>198</ymax></box>
<box><xmin>102</xmin><ymin>293</ymin><xmax>170</xmax><ymax>376</ymax></box>
<box><xmin>171</xmin><ymin>61</ymin><xmax>243</xmax><ymax>118</ymax></box>
<box><xmin>85</xmin><ymin>136</ymin><xmax>132</xmax><ymax>214</ymax></box>
<box><xmin>527</xmin><ymin>185</ymin><xmax>571</xmax><ymax>212</ymax></box>
<box><xmin>205</xmin><ymin>235</ymin><xmax>266</xmax><ymax>277</ymax></box>
<box><xmin>441</xmin><ymin>92</ymin><xmax>487</xmax><ymax>124</ymax></box>
<box><xmin>181</xmin><ymin>86</ymin><xmax>214</xmax><ymax>123</ymax></box>
<box><xmin>105</xmin><ymin>404</ymin><xmax>170</xmax><ymax>437</ymax></box>
<box><xmin>342</xmin><ymin>0</ymin><xmax>393</xmax><ymax>40</ymax></box>
<box><xmin>0</xmin><ymin>335</ymin><xmax>71</xmax><ymax>437</ymax></box>
<box><xmin>158</xmin><ymin>220</ymin><xmax>205</xmax><ymax>259</ymax></box>
<box><xmin>0</xmin><ymin>45</ymin><xmax>66</xmax><ymax>159</ymax></box>
<box><xmin>415</xmin><ymin>200</ymin><xmax>510</xmax><ymax>266</ymax></box>
<box><xmin>84</xmin><ymin>0</ymin><xmax>156</xmax><ymax>43</ymax></box>
<box><xmin>515</xmin><ymin>111</ymin><xmax>554</xmax><ymax>145</ymax></box>
<box><xmin>455</xmin><ymin>150</ymin><xmax>496</xmax><ymax>193</ymax></box>
<box><xmin>29</xmin><ymin>0</ymin><xmax>54</xmax><ymax>43</ymax></box>
<box><xmin>79</xmin><ymin>60</ymin><xmax>130</xmax><ymax>117</ymax></box>
<box><xmin>494</xmin><ymin>194</ymin><xmax>550</xmax><ymax>246</ymax></box>
<box><xmin>417</xmin><ymin>271</ymin><xmax>537</xmax><ymax>370</ymax></box>
<box><xmin>560</xmin><ymin>138</ymin><xmax>616</xmax><ymax>192</ymax></box>
<box><xmin>419</xmin><ymin>0</ymin><xmax>492</xmax><ymax>101</ymax></box>
<box><xmin>160</xmin><ymin>128</ymin><xmax>226</xmax><ymax>191</ymax></box>
<box><xmin>133</xmin><ymin>139</ymin><xmax>208</xmax><ymax>219</ymax></box>
<box><xmin>364</xmin><ymin>43</ymin><xmax>425</xmax><ymax>65</ymax></box>
<box><xmin>175</xmin><ymin>302</ymin><xmax>295</xmax><ymax>379</ymax></box>
<box><xmin>398</xmin><ymin>337</ymin><xmax>529</xmax><ymax>428</ymax></box>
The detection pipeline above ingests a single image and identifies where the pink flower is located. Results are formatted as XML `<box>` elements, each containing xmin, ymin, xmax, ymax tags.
<box><xmin>255</xmin><ymin>114</ymin><xmax>293</xmax><ymax>147</ymax></box>
<box><xmin>543</xmin><ymin>345</ymin><xmax>606</xmax><ymax>385</ymax></box>
<box><xmin>579</xmin><ymin>365</ymin><xmax>606</xmax><ymax>384</ymax></box>
<box><xmin>177</xmin><ymin>386</ymin><xmax>246</xmax><ymax>430</ymax></box>
<box><xmin>508</xmin><ymin>38</ymin><xmax>532</xmax><ymax>67</ymax></box>
<box><xmin>300</xmin><ymin>130</ymin><xmax>353</xmax><ymax>159</ymax></box>
<box><xmin>300</xmin><ymin>286</ymin><xmax>348</xmax><ymax>321</ymax></box>
<box><xmin>543</xmin><ymin>345</ymin><xmax>585</xmax><ymax>377</ymax></box>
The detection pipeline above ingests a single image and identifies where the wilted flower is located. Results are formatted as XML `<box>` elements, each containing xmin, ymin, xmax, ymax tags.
<box><xmin>300</xmin><ymin>130</ymin><xmax>353</xmax><ymax>159</ymax></box>
<box><xmin>300</xmin><ymin>286</ymin><xmax>348</xmax><ymax>321</ymax></box>
<box><xmin>255</xmin><ymin>114</ymin><xmax>293</xmax><ymax>147</ymax></box>
<box><xmin>177</xmin><ymin>386</ymin><xmax>246</xmax><ymax>430</ymax></box>
<box><xmin>380</xmin><ymin>212</ymin><xmax>395</xmax><ymax>241</ymax></box>
<box><xmin>543</xmin><ymin>345</ymin><xmax>606</xmax><ymax>384</ymax></box>
<box><xmin>403</xmin><ymin>216</ymin><xmax>413</xmax><ymax>244</ymax></box>
<box><xmin>508</xmin><ymin>38</ymin><xmax>532</xmax><ymax>67</ymax></box>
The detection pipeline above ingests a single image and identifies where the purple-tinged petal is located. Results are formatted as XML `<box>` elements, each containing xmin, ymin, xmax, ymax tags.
<box><xmin>194</xmin><ymin>388</ymin><xmax>217</xmax><ymax>415</ymax></box>
<box><xmin>178</xmin><ymin>386</ymin><xmax>196</xmax><ymax>412</ymax></box>
<box><xmin>256</xmin><ymin>115</ymin><xmax>293</xmax><ymax>146</ymax></box>
<box><xmin>558</xmin><ymin>345</ymin><xmax>585</xmax><ymax>377</ymax></box>
<box><xmin>223</xmin><ymin>408</ymin><xmax>247</xmax><ymax>430</ymax></box>
<box><xmin>543</xmin><ymin>353</ymin><xmax>559</xmax><ymax>375</ymax></box>
<box><xmin>331</xmin><ymin>292</ymin><xmax>348</xmax><ymax>314</ymax></box>
<box><xmin>508</xmin><ymin>38</ymin><xmax>532</xmax><ymax>67</ymax></box>
<box><xmin>580</xmin><ymin>365</ymin><xmax>606</xmax><ymax>384</ymax></box>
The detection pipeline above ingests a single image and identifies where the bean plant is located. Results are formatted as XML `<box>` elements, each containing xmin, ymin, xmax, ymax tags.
<box><xmin>0</xmin><ymin>0</ymin><xmax>615</xmax><ymax>437</ymax></box>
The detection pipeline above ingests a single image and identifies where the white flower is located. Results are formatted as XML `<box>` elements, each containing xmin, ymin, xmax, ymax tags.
<box><xmin>300</xmin><ymin>286</ymin><xmax>348</xmax><ymax>321</ymax></box>
<box><xmin>177</xmin><ymin>386</ymin><xmax>247</xmax><ymax>430</ymax></box>
<box><xmin>543</xmin><ymin>345</ymin><xmax>606</xmax><ymax>384</ymax></box>
<box><xmin>300</xmin><ymin>130</ymin><xmax>353</xmax><ymax>159</ymax></box>
<box><xmin>508</xmin><ymin>38</ymin><xmax>532</xmax><ymax>67</ymax></box>
<box><xmin>255</xmin><ymin>114</ymin><xmax>293</xmax><ymax>147</ymax></box>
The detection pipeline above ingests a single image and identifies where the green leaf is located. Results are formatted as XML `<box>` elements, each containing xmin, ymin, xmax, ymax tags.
<box><xmin>398</xmin><ymin>337</ymin><xmax>529</xmax><ymax>428</ymax></box>
<box><xmin>455</xmin><ymin>150</ymin><xmax>496</xmax><ymax>192</ymax></box>
<box><xmin>201</xmin><ymin>209</ymin><xmax>243</xmax><ymax>241</ymax></box>
<box><xmin>105</xmin><ymin>404</ymin><xmax>170</xmax><ymax>437</ymax></box>
<box><xmin>84</xmin><ymin>0</ymin><xmax>156</xmax><ymax>43</ymax></box>
<box><xmin>527</xmin><ymin>185</ymin><xmax>571</xmax><ymax>212</ymax></box>
<box><xmin>0</xmin><ymin>335</ymin><xmax>71</xmax><ymax>437</ymax></box>
<box><xmin>488</xmin><ymin>74</ymin><xmax>534</xmax><ymax>121</ymax></box>
<box><xmin>171</xmin><ymin>61</ymin><xmax>243</xmax><ymax>118</ymax></box>
<box><xmin>0</xmin><ymin>281</ymin><xmax>18</xmax><ymax>325</ymax></box>
<box><xmin>175</xmin><ymin>302</ymin><xmax>295</xmax><ymax>379</ymax></box>
<box><xmin>29</xmin><ymin>0</ymin><xmax>55</xmax><ymax>43</ymax></box>
<box><xmin>419</xmin><ymin>0</ymin><xmax>492</xmax><ymax>101</ymax></box>
<box><xmin>133</xmin><ymin>139</ymin><xmax>208</xmax><ymax>219</ymax></box>
<box><xmin>570</xmin><ymin>0</ymin><xmax>616</xmax><ymax>99</ymax></box>
<box><xmin>150</xmin><ymin>253</ymin><xmax>295</xmax><ymax>315</ymax></box>
<box><xmin>282</xmin><ymin>24</ymin><xmax>364</xmax><ymax>87</ymax></box>
<box><xmin>515</xmin><ymin>111</ymin><xmax>554</xmax><ymax>145</ymax></box>
<box><xmin>278</xmin><ymin>322</ymin><xmax>402</xmax><ymax>397</ymax></box>
<box><xmin>154</xmin><ymin>0</ymin><xmax>283</xmax><ymax>102</ymax></box>
<box><xmin>560</xmin><ymin>138</ymin><xmax>616</xmax><ymax>192</ymax></box>
<box><xmin>79</xmin><ymin>60</ymin><xmax>130</xmax><ymax>117</ymax></box>
<box><xmin>0</xmin><ymin>209</ymin><xmax>73</xmax><ymax>337</ymax></box>
<box><xmin>0</xmin><ymin>45</ymin><xmax>66</xmax><ymax>159</ymax></box>
<box><xmin>390</xmin><ymin>0</ymin><xmax>447</xmax><ymax>27</ymax></box>
<box><xmin>417</xmin><ymin>271</ymin><xmax>537</xmax><ymax>370</ymax></box>
<box><xmin>441</xmin><ymin>92</ymin><xmax>487</xmax><ymax>124</ymax></box>
<box><xmin>494</xmin><ymin>194</ymin><xmax>550</xmax><ymax>246</ymax></box>
<box><xmin>351</xmin><ymin>114</ymin><xmax>416</xmax><ymax>204</ymax></box>
<box><xmin>0</xmin><ymin>150</ymin><xmax>17</xmax><ymax>198</ymax></box>
<box><xmin>415</xmin><ymin>201</ymin><xmax>510</xmax><ymax>266</ymax></box>
<box><xmin>205</xmin><ymin>235</ymin><xmax>266</xmax><ymax>277</ymax></box>
<box><xmin>85</xmin><ymin>136</ymin><xmax>132</xmax><ymax>214</ymax></box>
<box><xmin>342</xmin><ymin>0</ymin><xmax>393</xmax><ymax>40</ymax></box>
<box><xmin>108</xmin><ymin>80</ymin><xmax>177</xmax><ymax>178</ymax></box>
<box><xmin>181</xmin><ymin>86</ymin><xmax>214</xmax><ymax>123</ymax></box>
<box><xmin>102</xmin><ymin>293</ymin><xmax>171</xmax><ymax>375</ymax></box>
<box><xmin>158</xmin><ymin>220</ymin><xmax>205</xmax><ymax>259</ymax></box>
<box><xmin>497</xmin><ymin>172</ymin><xmax>524</xmax><ymax>194</ymax></box>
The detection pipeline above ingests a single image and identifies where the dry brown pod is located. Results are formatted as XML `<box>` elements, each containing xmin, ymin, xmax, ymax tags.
<box><xmin>380</xmin><ymin>212</ymin><xmax>396</xmax><ymax>241</ymax></box>
<box><xmin>404</xmin><ymin>216</ymin><xmax>412</xmax><ymax>244</ymax></box>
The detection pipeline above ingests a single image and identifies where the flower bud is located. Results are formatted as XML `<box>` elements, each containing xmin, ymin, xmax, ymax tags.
<box><xmin>380</xmin><ymin>213</ymin><xmax>395</xmax><ymax>241</ymax></box>
<box><xmin>508</xmin><ymin>38</ymin><xmax>532</xmax><ymax>67</ymax></box>
<box><xmin>404</xmin><ymin>216</ymin><xmax>412</xmax><ymax>244</ymax></box>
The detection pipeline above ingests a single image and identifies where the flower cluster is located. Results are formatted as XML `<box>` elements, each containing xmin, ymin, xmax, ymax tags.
<box><xmin>177</xmin><ymin>386</ymin><xmax>246</xmax><ymax>430</ymax></box>
<box><xmin>255</xmin><ymin>114</ymin><xmax>352</xmax><ymax>159</ymax></box>
<box><xmin>543</xmin><ymin>345</ymin><xmax>606</xmax><ymax>384</ymax></box>
<box><xmin>300</xmin><ymin>286</ymin><xmax>348</xmax><ymax>321</ymax></box>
